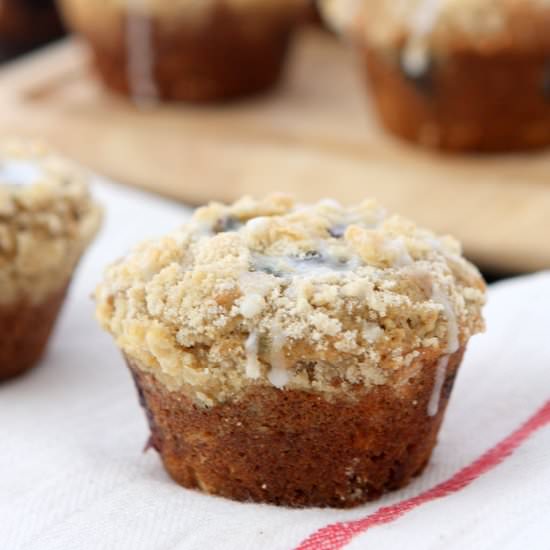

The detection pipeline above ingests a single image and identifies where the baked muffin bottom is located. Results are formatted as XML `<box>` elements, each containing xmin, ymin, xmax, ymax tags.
<box><xmin>0</xmin><ymin>283</ymin><xmax>68</xmax><ymax>382</ymax></box>
<box><xmin>363</xmin><ymin>45</ymin><xmax>550</xmax><ymax>151</ymax></box>
<box><xmin>127</xmin><ymin>346</ymin><xmax>464</xmax><ymax>508</ymax></box>
<box><xmin>71</xmin><ymin>6</ymin><xmax>305</xmax><ymax>102</ymax></box>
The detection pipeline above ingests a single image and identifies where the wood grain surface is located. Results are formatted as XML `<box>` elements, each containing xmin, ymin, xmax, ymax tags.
<box><xmin>0</xmin><ymin>29</ymin><xmax>549</xmax><ymax>273</ymax></box>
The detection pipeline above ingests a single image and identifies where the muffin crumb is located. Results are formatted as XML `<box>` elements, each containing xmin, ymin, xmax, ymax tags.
<box><xmin>0</xmin><ymin>140</ymin><xmax>102</xmax><ymax>304</ymax></box>
<box><xmin>96</xmin><ymin>194</ymin><xmax>485</xmax><ymax>405</ymax></box>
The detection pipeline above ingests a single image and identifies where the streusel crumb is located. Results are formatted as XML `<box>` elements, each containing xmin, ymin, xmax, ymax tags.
<box><xmin>96</xmin><ymin>195</ymin><xmax>485</xmax><ymax>405</ymax></box>
<box><xmin>322</xmin><ymin>0</ymin><xmax>550</xmax><ymax>52</ymax></box>
<box><xmin>0</xmin><ymin>140</ymin><xmax>102</xmax><ymax>304</ymax></box>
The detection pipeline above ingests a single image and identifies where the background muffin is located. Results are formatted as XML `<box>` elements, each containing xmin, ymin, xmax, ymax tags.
<box><xmin>96</xmin><ymin>195</ymin><xmax>485</xmax><ymax>507</ymax></box>
<box><xmin>58</xmin><ymin>0</ymin><xmax>309</xmax><ymax>103</ymax></box>
<box><xmin>322</xmin><ymin>0</ymin><xmax>550</xmax><ymax>151</ymax></box>
<box><xmin>0</xmin><ymin>0</ymin><xmax>64</xmax><ymax>57</ymax></box>
<box><xmin>305</xmin><ymin>0</ymin><xmax>323</xmax><ymax>26</ymax></box>
<box><xmin>0</xmin><ymin>142</ymin><xmax>102</xmax><ymax>381</ymax></box>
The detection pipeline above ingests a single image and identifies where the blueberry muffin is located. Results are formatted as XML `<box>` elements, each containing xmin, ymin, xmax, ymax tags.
<box><xmin>95</xmin><ymin>195</ymin><xmax>485</xmax><ymax>508</ymax></box>
<box><xmin>305</xmin><ymin>0</ymin><xmax>323</xmax><ymax>26</ymax></box>
<box><xmin>0</xmin><ymin>142</ymin><xmax>102</xmax><ymax>381</ymax></box>
<box><xmin>0</xmin><ymin>0</ymin><xmax>64</xmax><ymax>57</ymax></box>
<box><xmin>58</xmin><ymin>0</ymin><xmax>309</xmax><ymax>103</ymax></box>
<box><xmin>322</xmin><ymin>0</ymin><xmax>550</xmax><ymax>151</ymax></box>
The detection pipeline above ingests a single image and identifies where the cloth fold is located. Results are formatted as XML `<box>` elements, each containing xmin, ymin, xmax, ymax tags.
<box><xmin>1</xmin><ymin>181</ymin><xmax>549</xmax><ymax>550</ymax></box>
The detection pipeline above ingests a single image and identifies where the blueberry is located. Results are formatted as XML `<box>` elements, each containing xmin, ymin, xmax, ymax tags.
<box><xmin>252</xmin><ymin>261</ymin><xmax>284</xmax><ymax>278</ymax></box>
<box><xmin>328</xmin><ymin>225</ymin><xmax>346</xmax><ymax>239</ymax></box>
<box><xmin>213</xmin><ymin>216</ymin><xmax>242</xmax><ymax>234</ymax></box>
<box><xmin>442</xmin><ymin>370</ymin><xmax>457</xmax><ymax>400</ymax></box>
<box><xmin>259</xmin><ymin>266</ymin><xmax>283</xmax><ymax>277</ymax></box>
<box><xmin>129</xmin><ymin>369</ymin><xmax>162</xmax><ymax>453</ymax></box>
<box><xmin>303</xmin><ymin>250</ymin><xmax>323</xmax><ymax>261</ymax></box>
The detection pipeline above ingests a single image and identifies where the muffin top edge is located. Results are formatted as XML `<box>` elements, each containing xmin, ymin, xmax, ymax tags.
<box><xmin>95</xmin><ymin>194</ymin><xmax>486</xmax><ymax>404</ymax></box>
<box><xmin>321</xmin><ymin>0</ymin><xmax>550</xmax><ymax>54</ymax></box>
<box><xmin>0</xmin><ymin>140</ymin><xmax>103</xmax><ymax>304</ymax></box>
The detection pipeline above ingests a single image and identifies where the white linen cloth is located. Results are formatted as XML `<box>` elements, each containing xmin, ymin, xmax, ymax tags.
<box><xmin>1</xmin><ymin>180</ymin><xmax>549</xmax><ymax>550</ymax></box>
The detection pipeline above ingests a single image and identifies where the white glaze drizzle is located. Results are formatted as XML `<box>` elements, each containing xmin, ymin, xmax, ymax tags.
<box><xmin>0</xmin><ymin>160</ymin><xmax>43</xmax><ymax>187</ymax></box>
<box><xmin>385</xmin><ymin>238</ymin><xmax>414</xmax><ymax>267</ymax></box>
<box><xmin>427</xmin><ymin>284</ymin><xmax>460</xmax><ymax>417</ymax></box>
<box><xmin>244</xmin><ymin>332</ymin><xmax>261</xmax><ymax>380</ymax></box>
<box><xmin>240</xmin><ymin>293</ymin><xmax>265</xmax><ymax>319</ymax></box>
<box><xmin>402</xmin><ymin>0</ymin><xmax>445</xmax><ymax>77</ymax></box>
<box><xmin>252</xmin><ymin>245</ymin><xmax>361</xmax><ymax>281</ymax></box>
<box><xmin>427</xmin><ymin>355</ymin><xmax>449</xmax><ymax>417</ymax></box>
<box><xmin>243</xmin><ymin>208</ymin><xmax>417</xmax><ymax>390</ymax></box>
<box><xmin>246</xmin><ymin>243</ymin><xmax>359</xmax><ymax>389</ymax></box>
<box><xmin>268</xmin><ymin>326</ymin><xmax>289</xmax><ymax>388</ymax></box>
<box><xmin>410</xmin><ymin>0</ymin><xmax>445</xmax><ymax>37</ymax></box>
<box><xmin>126</xmin><ymin>2</ymin><xmax>159</xmax><ymax>105</ymax></box>
<box><xmin>320</xmin><ymin>0</ymin><xmax>364</xmax><ymax>34</ymax></box>
<box><xmin>432</xmin><ymin>286</ymin><xmax>460</xmax><ymax>354</ymax></box>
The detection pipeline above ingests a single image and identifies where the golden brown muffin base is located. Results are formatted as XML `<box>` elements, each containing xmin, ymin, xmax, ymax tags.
<box><xmin>362</xmin><ymin>45</ymin><xmax>550</xmax><ymax>151</ymax></box>
<box><xmin>0</xmin><ymin>284</ymin><xmax>69</xmax><ymax>382</ymax></box>
<box><xmin>127</xmin><ymin>346</ymin><xmax>465</xmax><ymax>508</ymax></box>
<box><xmin>72</xmin><ymin>6</ymin><xmax>304</xmax><ymax>102</ymax></box>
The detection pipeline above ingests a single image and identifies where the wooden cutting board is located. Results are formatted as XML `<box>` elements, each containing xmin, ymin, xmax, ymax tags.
<box><xmin>0</xmin><ymin>29</ymin><xmax>549</xmax><ymax>274</ymax></box>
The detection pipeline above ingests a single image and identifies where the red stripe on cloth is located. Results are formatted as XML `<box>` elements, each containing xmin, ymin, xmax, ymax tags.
<box><xmin>295</xmin><ymin>399</ymin><xmax>550</xmax><ymax>550</ymax></box>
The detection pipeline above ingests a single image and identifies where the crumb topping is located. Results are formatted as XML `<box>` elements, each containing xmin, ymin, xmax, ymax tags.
<box><xmin>60</xmin><ymin>0</ymin><xmax>308</xmax><ymax>23</ymax></box>
<box><xmin>322</xmin><ymin>0</ymin><xmax>550</xmax><ymax>52</ymax></box>
<box><xmin>96</xmin><ymin>195</ymin><xmax>485</xmax><ymax>405</ymax></box>
<box><xmin>0</xmin><ymin>141</ymin><xmax>102</xmax><ymax>304</ymax></box>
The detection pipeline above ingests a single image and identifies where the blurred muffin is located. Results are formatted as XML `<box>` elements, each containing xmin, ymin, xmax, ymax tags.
<box><xmin>322</xmin><ymin>0</ymin><xmax>550</xmax><ymax>151</ymax></box>
<box><xmin>0</xmin><ymin>0</ymin><xmax>64</xmax><ymax>56</ymax></box>
<box><xmin>305</xmin><ymin>1</ymin><xmax>323</xmax><ymax>25</ymax></box>
<box><xmin>58</xmin><ymin>0</ymin><xmax>309</xmax><ymax>103</ymax></box>
<box><xmin>0</xmin><ymin>142</ymin><xmax>102</xmax><ymax>381</ymax></box>
<box><xmin>96</xmin><ymin>195</ymin><xmax>485</xmax><ymax>508</ymax></box>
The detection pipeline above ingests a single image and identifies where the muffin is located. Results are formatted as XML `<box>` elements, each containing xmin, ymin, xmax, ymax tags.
<box><xmin>0</xmin><ymin>142</ymin><xmax>102</xmax><ymax>382</ymax></box>
<box><xmin>58</xmin><ymin>0</ymin><xmax>309</xmax><ymax>103</ymax></box>
<box><xmin>95</xmin><ymin>195</ymin><xmax>485</xmax><ymax>508</ymax></box>
<box><xmin>305</xmin><ymin>1</ymin><xmax>323</xmax><ymax>26</ymax></box>
<box><xmin>322</xmin><ymin>0</ymin><xmax>550</xmax><ymax>151</ymax></box>
<box><xmin>0</xmin><ymin>0</ymin><xmax>65</xmax><ymax>57</ymax></box>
